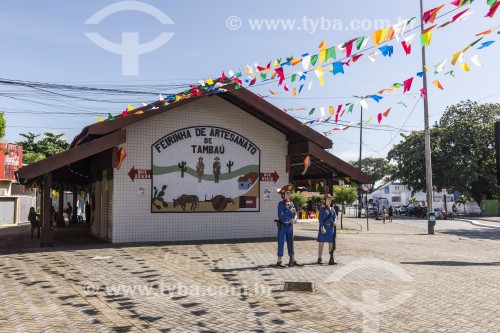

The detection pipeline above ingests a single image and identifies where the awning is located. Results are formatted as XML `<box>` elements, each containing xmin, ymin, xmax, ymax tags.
<box><xmin>288</xmin><ymin>141</ymin><xmax>371</xmax><ymax>184</ymax></box>
<box><xmin>17</xmin><ymin>130</ymin><xmax>126</xmax><ymax>185</ymax></box>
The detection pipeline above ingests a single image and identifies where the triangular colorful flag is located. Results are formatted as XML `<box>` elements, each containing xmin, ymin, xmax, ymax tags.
<box><xmin>379</xmin><ymin>45</ymin><xmax>394</xmax><ymax>57</ymax></box>
<box><xmin>445</xmin><ymin>70</ymin><xmax>455</xmax><ymax>77</ymax></box>
<box><xmin>355</xmin><ymin>36</ymin><xmax>365</xmax><ymax>50</ymax></box>
<box><xmin>314</xmin><ymin>67</ymin><xmax>326</xmax><ymax>86</ymax></box>
<box><xmin>398</xmin><ymin>101</ymin><xmax>408</xmax><ymax>107</ymax></box>
<box><xmin>460</xmin><ymin>62</ymin><xmax>470</xmax><ymax>72</ymax></box>
<box><xmin>420</xmin><ymin>88</ymin><xmax>427</xmax><ymax>99</ymax></box>
<box><xmin>364</xmin><ymin>117</ymin><xmax>373</xmax><ymax>124</ymax></box>
<box><xmin>377</xmin><ymin>113</ymin><xmax>383</xmax><ymax>124</ymax></box>
<box><xmin>485</xmin><ymin>2</ymin><xmax>500</xmax><ymax>18</ymax></box>
<box><xmin>332</xmin><ymin>61</ymin><xmax>344</xmax><ymax>75</ymax></box>
<box><xmin>451</xmin><ymin>51</ymin><xmax>464</xmax><ymax>65</ymax></box>
<box><xmin>470</xmin><ymin>54</ymin><xmax>483</xmax><ymax>67</ymax></box>
<box><xmin>127</xmin><ymin>104</ymin><xmax>134</xmax><ymax>111</ymax></box>
<box><xmin>96</xmin><ymin>117</ymin><xmax>104</xmax><ymax>122</ymax></box>
<box><xmin>383</xmin><ymin>108</ymin><xmax>391</xmax><ymax>117</ymax></box>
<box><xmin>369</xmin><ymin>95</ymin><xmax>383</xmax><ymax>103</ymax></box>
<box><xmin>433</xmin><ymin>80</ymin><xmax>444</xmax><ymax>90</ymax></box>
<box><xmin>359</xmin><ymin>99</ymin><xmax>369</xmax><ymax>109</ymax></box>
<box><xmin>403</xmin><ymin>77</ymin><xmax>414</xmax><ymax>93</ymax></box>
<box><xmin>107</xmin><ymin>113</ymin><xmax>115</xmax><ymax>120</ymax></box>
<box><xmin>352</xmin><ymin>54</ymin><xmax>363</xmax><ymax>62</ymax></box>
<box><xmin>274</xmin><ymin>67</ymin><xmax>285</xmax><ymax>86</ymax></box>
<box><xmin>434</xmin><ymin>59</ymin><xmax>448</xmax><ymax>73</ymax></box>
<box><xmin>478</xmin><ymin>41</ymin><xmax>495</xmax><ymax>49</ymax></box>
<box><xmin>367</xmin><ymin>51</ymin><xmax>379</xmax><ymax>63</ymax></box>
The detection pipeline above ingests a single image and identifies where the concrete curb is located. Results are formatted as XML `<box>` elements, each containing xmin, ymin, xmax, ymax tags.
<box><xmin>456</xmin><ymin>218</ymin><xmax>500</xmax><ymax>229</ymax></box>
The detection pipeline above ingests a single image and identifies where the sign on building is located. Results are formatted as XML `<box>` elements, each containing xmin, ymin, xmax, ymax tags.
<box><xmin>151</xmin><ymin>126</ymin><xmax>260</xmax><ymax>212</ymax></box>
<box><xmin>0</xmin><ymin>143</ymin><xmax>23</xmax><ymax>181</ymax></box>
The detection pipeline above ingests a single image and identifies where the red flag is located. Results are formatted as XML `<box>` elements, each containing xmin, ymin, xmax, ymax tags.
<box><xmin>257</xmin><ymin>61</ymin><xmax>271</xmax><ymax>72</ymax></box>
<box><xmin>452</xmin><ymin>9</ymin><xmax>469</xmax><ymax>22</ymax></box>
<box><xmin>219</xmin><ymin>71</ymin><xmax>227</xmax><ymax>82</ymax></box>
<box><xmin>345</xmin><ymin>41</ymin><xmax>354</xmax><ymax>57</ymax></box>
<box><xmin>274</xmin><ymin>67</ymin><xmax>285</xmax><ymax>86</ymax></box>
<box><xmin>420</xmin><ymin>87</ymin><xmax>427</xmax><ymax>99</ymax></box>
<box><xmin>403</xmin><ymin>77</ymin><xmax>414</xmax><ymax>93</ymax></box>
<box><xmin>402</xmin><ymin>41</ymin><xmax>412</xmax><ymax>55</ymax></box>
<box><xmin>352</xmin><ymin>54</ymin><xmax>363</xmax><ymax>62</ymax></box>
<box><xmin>485</xmin><ymin>2</ymin><xmax>500</xmax><ymax>18</ymax></box>
<box><xmin>249</xmin><ymin>77</ymin><xmax>257</xmax><ymax>86</ymax></box>
<box><xmin>377</xmin><ymin>113</ymin><xmax>383</xmax><ymax>124</ymax></box>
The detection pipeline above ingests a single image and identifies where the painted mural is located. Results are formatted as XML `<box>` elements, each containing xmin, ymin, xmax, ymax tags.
<box><xmin>151</xmin><ymin>126</ymin><xmax>260</xmax><ymax>212</ymax></box>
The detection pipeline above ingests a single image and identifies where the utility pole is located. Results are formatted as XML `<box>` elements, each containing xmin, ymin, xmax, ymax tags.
<box><xmin>354</xmin><ymin>95</ymin><xmax>369</xmax><ymax>218</ymax></box>
<box><xmin>419</xmin><ymin>0</ymin><xmax>434</xmax><ymax>234</ymax></box>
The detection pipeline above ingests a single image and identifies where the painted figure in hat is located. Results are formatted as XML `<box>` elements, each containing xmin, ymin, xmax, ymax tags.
<box><xmin>317</xmin><ymin>194</ymin><xmax>338</xmax><ymax>265</ymax></box>
<box><xmin>213</xmin><ymin>157</ymin><xmax>221</xmax><ymax>183</ymax></box>
<box><xmin>276</xmin><ymin>184</ymin><xmax>302</xmax><ymax>267</ymax></box>
<box><xmin>196</xmin><ymin>157</ymin><xmax>205</xmax><ymax>182</ymax></box>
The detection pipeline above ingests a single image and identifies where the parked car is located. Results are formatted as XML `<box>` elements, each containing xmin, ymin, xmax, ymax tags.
<box><xmin>416</xmin><ymin>206</ymin><xmax>428</xmax><ymax>218</ymax></box>
<box><xmin>400</xmin><ymin>205</ymin><xmax>409</xmax><ymax>215</ymax></box>
<box><xmin>407</xmin><ymin>205</ymin><xmax>417</xmax><ymax>216</ymax></box>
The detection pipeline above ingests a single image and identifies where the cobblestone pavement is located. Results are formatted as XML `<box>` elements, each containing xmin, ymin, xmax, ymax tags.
<box><xmin>0</xmin><ymin>218</ymin><xmax>499</xmax><ymax>333</ymax></box>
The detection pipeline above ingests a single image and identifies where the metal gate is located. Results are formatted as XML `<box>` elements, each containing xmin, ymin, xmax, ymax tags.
<box><xmin>0</xmin><ymin>199</ymin><xmax>15</xmax><ymax>224</ymax></box>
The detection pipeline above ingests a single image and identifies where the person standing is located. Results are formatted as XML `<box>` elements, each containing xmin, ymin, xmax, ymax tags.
<box><xmin>382</xmin><ymin>205</ymin><xmax>387</xmax><ymax>224</ymax></box>
<box><xmin>388</xmin><ymin>205</ymin><xmax>394</xmax><ymax>223</ymax></box>
<box><xmin>66</xmin><ymin>202</ymin><xmax>73</xmax><ymax>223</ymax></box>
<box><xmin>85</xmin><ymin>201</ymin><xmax>91</xmax><ymax>224</ymax></box>
<box><xmin>317</xmin><ymin>194</ymin><xmax>338</xmax><ymax>265</ymax></box>
<box><xmin>276</xmin><ymin>184</ymin><xmax>301</xmax><ymax>268</ymax></box>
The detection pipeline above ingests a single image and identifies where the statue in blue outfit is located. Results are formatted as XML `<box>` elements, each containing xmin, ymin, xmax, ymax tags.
<box><xmin>276</xmin><ymin>184</ymin><xmax>302</xmax><ymax>268</ymax></box>
<box><xmin>317</xmin><ymin>194</ymin><xmax>338</xmax><ymax>265</ymax></box>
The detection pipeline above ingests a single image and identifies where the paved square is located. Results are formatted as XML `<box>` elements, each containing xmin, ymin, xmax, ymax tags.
<box><xmin>0</xmin><ymin>218</ymin><xmax>498</xmax><ymax>332</ymax></box>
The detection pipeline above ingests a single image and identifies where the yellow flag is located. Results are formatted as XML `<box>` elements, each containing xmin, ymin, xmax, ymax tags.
<box><xmin>319</xmin><ymin>49</ymin><xmax>327</xmax><ymax>63</ymax></box>
<box><xmin>329</xmin><ymin>106</ymin><xmax>334</xmax><ymax>116</ymax></box>
<box><xmin>364</xmin><ymin>117</ymin><xmax>373</xmax><ymax>124</ymax></box>
<box><xmin>96</xmin><ymin>117</ymin><xmax>104</xmax><ymax>122</ymax></box>
<box><xmin>206</xmin><ymin>78</ymin><xmax>214</xmax><ymax>85</ymax></box>
<box><xmin>127</xmin><ymin>104</ymin><xmax>134</xmax><ymax>111</ymax></box>
<box><xmin>314</xmin><ymin>67</ymin><xmax>325</xmax><ymax>86</ymax></box>
<box><xmin>451</xmin><ymin>51</ymin><xmax>463</xmax><ymax>65</ymax></box>
<box><xmin>292</xmin><ymin>87</ymin><xmax>297</xmax><ymax>97</ymax></box>
<box><xmin>372</xmin><ymin>28</ymin><xmax>388</xmax><ymax>46</ymax></box>
<box><xmin>460</xmin><ymin>62</ymin><xmax>470</xmax><ymax>72</ymax></box>
<box><xmin>318</xmin><ymin>40</ymin><xmax>327</xmax><ymax>50</ymax></box>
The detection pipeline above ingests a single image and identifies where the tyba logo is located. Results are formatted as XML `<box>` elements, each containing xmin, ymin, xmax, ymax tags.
<box><xmin>85</xmin><ymin>1</ymin><xmax>175</xmax><ymax>75</ymax></box>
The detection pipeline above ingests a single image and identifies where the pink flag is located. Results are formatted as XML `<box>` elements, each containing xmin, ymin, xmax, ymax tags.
<box><xmin>485</xmin><ymin>2</ymin><xmax>500</xmax><ymax>18</ymax></box>
<box><xmin>403</xmin><ymin>77</ymin><xmax>414</xmax><ymax>93</ymax></box>
<box><xmin>420</xmin><ymin>87</ymin><xmax>427</xmax><ymax>99</ymax></box>
<box><xmin>402</xmin><ymin>41</ymin><xmax>412</xmax><ymax>55</ymax></box>
<box><xmin>274</xmin><ymin>67</ymin><xmax>285</xmax><ymax>86</ymax></box>
<box><xmin>377</xmin><ymin>113</ymin><xmax>383</xmax><ymax>124</ymax></box>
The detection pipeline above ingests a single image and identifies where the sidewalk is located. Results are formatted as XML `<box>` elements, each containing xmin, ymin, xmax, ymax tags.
<box><xmin>456</xmin><ymin>216</ymin><xmax>500</xmax><ymax>228</ymax></box>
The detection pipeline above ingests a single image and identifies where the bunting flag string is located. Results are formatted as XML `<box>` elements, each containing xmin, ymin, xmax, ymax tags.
<box><xmin>95</xmin><ymin>1</ymin><xmax>496</xmax><ymax>123</ymax></box>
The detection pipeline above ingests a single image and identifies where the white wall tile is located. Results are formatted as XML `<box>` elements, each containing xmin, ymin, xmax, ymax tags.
<box><xmin>111</xmin><ymin>97</ymin><xmax>289</xmax><ymax>243</ymax></box>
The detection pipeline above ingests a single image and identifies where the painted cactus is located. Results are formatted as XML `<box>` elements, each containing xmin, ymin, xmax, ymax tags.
<box><xmin>227</xmin><ymin>160</ymin><xmax>234</xmax><ymax>173</ymax></box>
<box><xmin>178</xmin><ymin>161</ymin><xmax>187</xmax><ymax>177</ymax></box>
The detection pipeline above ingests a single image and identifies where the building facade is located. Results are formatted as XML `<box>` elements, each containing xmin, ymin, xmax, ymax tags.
<box><xmin>17</xmin><ymin>86</ymin><xmax>370</xmax><ymax>245</ymax></box>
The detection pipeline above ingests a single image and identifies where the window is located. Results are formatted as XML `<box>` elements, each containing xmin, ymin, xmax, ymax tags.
<box><xmin>393</xmin><ymin>197</ymin><xmax>401</xmax><ymax>202</ymax></box>
<box><xmin>394</xmin><ymin>186</ymin><xmax>400</xmax><ymax>191</ymax></box>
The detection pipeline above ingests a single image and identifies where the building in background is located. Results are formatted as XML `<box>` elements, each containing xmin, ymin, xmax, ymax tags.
<box><xmin>0</xmin><ymin>142</ymin><xmax>36</xmax><ymax>224</ymax></box>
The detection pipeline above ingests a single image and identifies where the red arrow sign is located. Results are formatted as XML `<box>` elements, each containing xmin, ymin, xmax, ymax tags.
<box><xmin>128</xmin><ymin>166</ymin><xmax>152</xmax><ymax>181</ymax></box>
<box><xmin>259</xmin><ymin>171</ymin><xmax>279</xmax><ymax>183</ymax></box>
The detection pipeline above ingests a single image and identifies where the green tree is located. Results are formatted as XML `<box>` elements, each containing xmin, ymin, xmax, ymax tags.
<box><xmin>22</xmin><ymin>152</ymin><xmax>46</xmax><ymax>164</ymax></box>
<box><xmin>36</xmin><ymin>132</ymin><xmax>69</xmax><ymax>156</ymax></box>
<box><xmin>0</xmin><ymin>112</ymin><xmax>5</xmax><ymax>139</ymax></box>
<box><xmin>16</xmin><ymin>132</ymin><xmax>40</xmax><ymax>152</ymax></box>
<box><xmin>332</xmin><ymin>186</ymin><xmax>357</xmax><ymax>228</ymax></box>
<box><xmin>290</xmin><ymin>193</ymin><xmax>308</xmax><ymax>214</ymax></box>
<box><xmin>15</xmin><ymin>132</ymin><xmax>69</xmax><ymax>164</ymax></box>
<box><xmin>387</xmin><ymin>101</ymin><xmax>500</xmax><ymax>205</ymax></box>
<box><xmin>349</xmin><ymin>157</ymin><xmax>397</xmax><ymax>191</ymax></box>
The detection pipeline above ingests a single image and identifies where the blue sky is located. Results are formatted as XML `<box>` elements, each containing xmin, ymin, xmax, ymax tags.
<box><xmin>1</xmin><ymin>0</ymin><xmax>499</xmax><ymax>162</ymax></box>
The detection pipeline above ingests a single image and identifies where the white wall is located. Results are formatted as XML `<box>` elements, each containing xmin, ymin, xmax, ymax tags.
<box><xmin>111</xmin><ymin>97</ymin><xmax>288</xmax><ymax>243</ymax></box>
